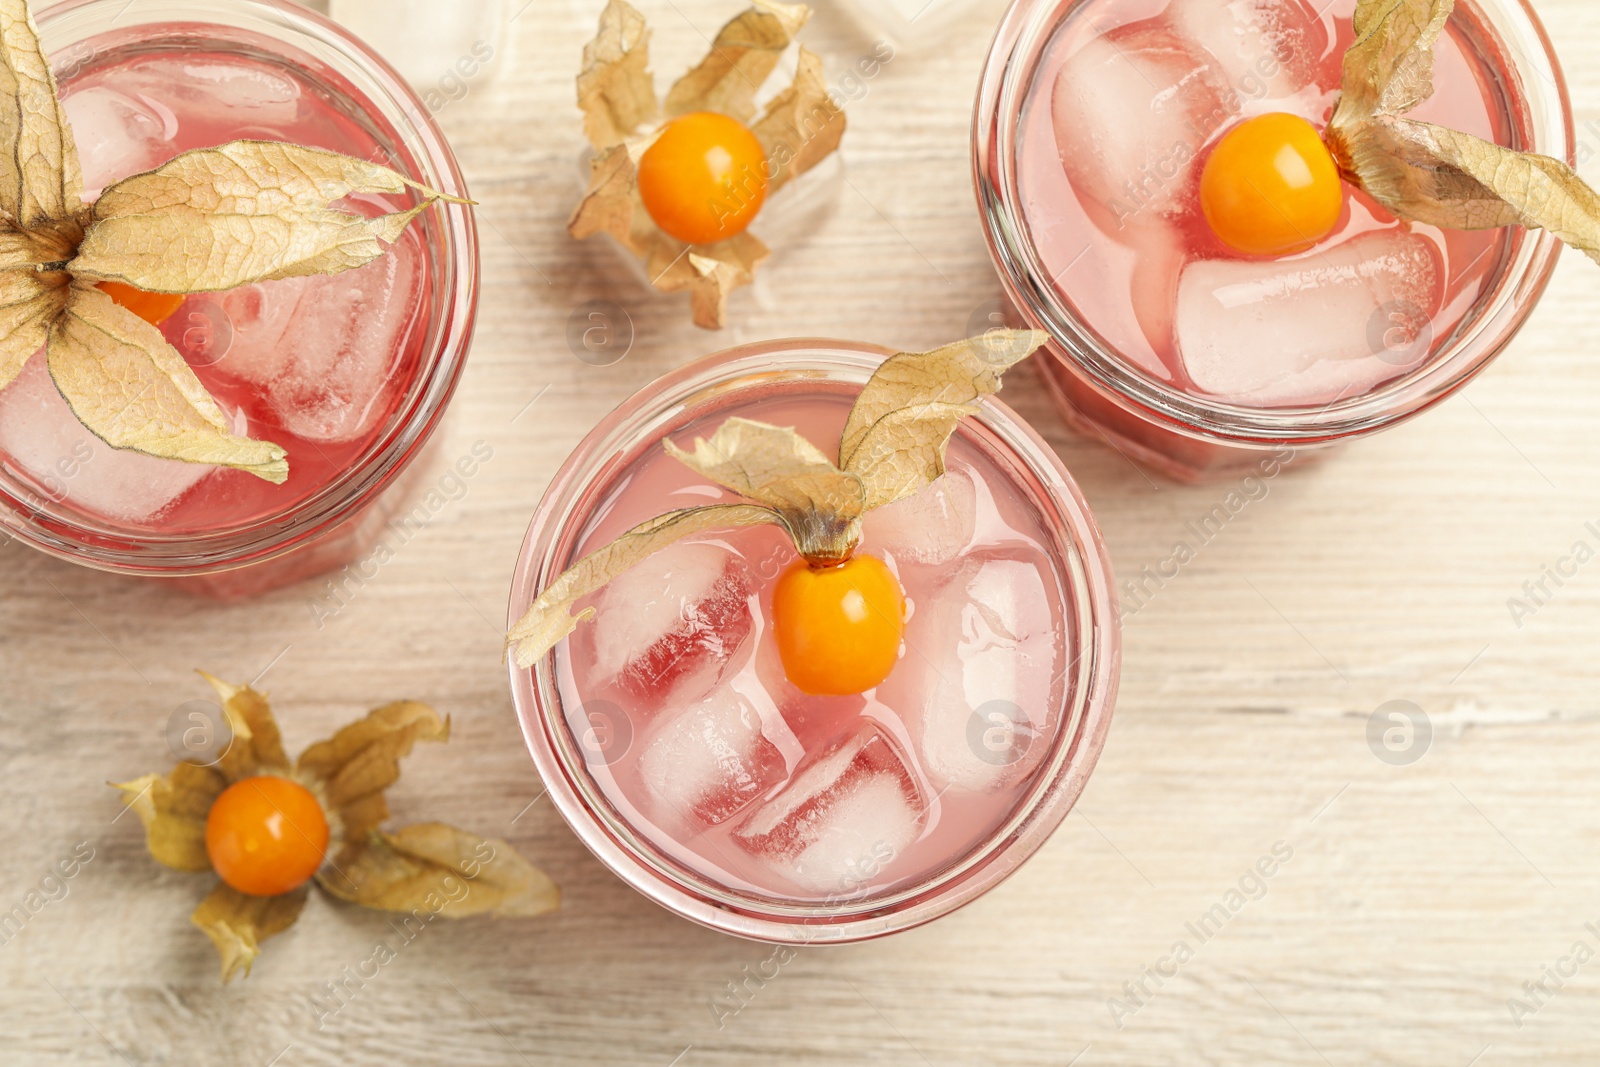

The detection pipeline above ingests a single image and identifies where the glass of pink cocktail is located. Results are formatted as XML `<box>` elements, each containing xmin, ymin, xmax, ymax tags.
<box><xmin>975</xmin><ymin>0</ymin><xmax>1570</xmax><ymax>481</ymax></box>
<box><xmin>0</xmin><ymin>0</ymin><xmax>476</xmax><ymax>592</ymax></box>
<box><xmin>508</xmin><ymin>339</ymin><xmax>1120</xmax><ymax>942</ymax></box>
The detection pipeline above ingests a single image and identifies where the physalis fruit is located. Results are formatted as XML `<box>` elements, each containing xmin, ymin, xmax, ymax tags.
<box><xmin>205</xmin><ymin>775</ymin><xmax>329</xmax><ymax>897</ymax></box>
<box><xmin>638</xmin><ymin>111</ymin><xmax>770</xmax><ymax>246</ymax></box>
<box><xmin>97</xmin><ymin>282</ymin><xmax>187</xmax><ymax>327</ymax></box>
<box><xmin>1200</xmin><ymin>113</ymin><xmax>1343</xmax><ymax>257</ymax></box>
<box><xmin>773</xmin><ymin>554</ymin><xmax>905</xmax><ymax>695</ymax></box>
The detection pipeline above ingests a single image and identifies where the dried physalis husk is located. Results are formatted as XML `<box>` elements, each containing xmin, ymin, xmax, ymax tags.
<box><xmin>507</xmin><ymin>331</ymin><xmax>1048</xmax><ymax>668</ymax></box>
<box><xmin>839</xmin><ymin>331</ymin><xmax>1048</xmax><ymax>509</ymax></box>
<box><xmin>570</xmin><ymin>0</ymin><xmax>846</xmax><ymax>329</ymax></box>
<box><xmin>751</xmin><ymin>47</ymin><xmax>846</xmax><ymax>198</ymax></box>
<box><xmin>191</xmin><ymin>884</ymin><xmax>310</xmax><ymax>984</ymax></box>
<box><xmin>662</xmin><ymin>0</ymin><xmax>809</xmax><ymax>122</ymax></box>
<box><xmin>1326</xmin><ymin>0</ymin><xmax>1600</xmax><ymax>262</ymax></box>
<box><xmin>576</xmin><ymin>0</ymin><xmax>657</xmax><ymax>147</ymax></box>
<box><xmin>115</xmin><ymin>674</ymin><xmax>557</xmax><ymax>982</ymax></box>
<box><xmin>0</xmin><ymin>0</ymin><xmax>470</xmax><ymax>482</ymax></box>
<box><xmin>318</xmin><ymin>823</ymin><xmax>560</xmax><ymax>920</ymax></box>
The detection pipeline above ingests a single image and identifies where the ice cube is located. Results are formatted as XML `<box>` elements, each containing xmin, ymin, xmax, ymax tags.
<box><xmin>637</xmin><ymin>687</ymin><xmax>786</xmax><ymax>826</ymax></box>
<box><xmin>102</xmin><ymin>57</ymin><xmax>302</xmax><ymax>137</ymax></box>
<box><xmin>1050</xmin><ymin>25</ymin><xmax>1235</xmax><ymax>233</ymax></box>
<box><xmin>861</xmin><ymin>469</ymin><xmax>975</xmax><ymax>567</ymax></box>
<box><xmin>212</xmin><ymin>226</ymin><xmax>423</xmax><ymax>442</ymax></box>
<box><xmin>0</xmin><ymin>351</ymin><xmax>228</xmax><ymax>525</ymax></box>
<box><xmin>216</xmin><ymin>276</ymin><xmax>313</xmax><ymax>384</ymax></box>
<box><xmin>61</xmin><ymin>86</ymin><xmax>177</xmax><ymax>196</ymax></box>
<box><xmin>882</xmin><ymin>556</ymin><xmax>1059</xmax><ymax>793</ymax></box>
<box><xmin>1174</xmin><ymin>230</ymin><xmax>1443</xmax><ymax>405</ymax></box>
<box><xmin>734</xmin><ymin>724</ymin><xmax>926</xmax><ymax>895</ymax></box>
<box><xmin>164</xmin><ymin>60</ymin><xmax>300</xmax><ymax>130</ymax></box>
<box><xmin>1165</xmin><ymin>0</ymin><xmax>1329</xmax><ymax>102</ymax></box>
<box><xmin>591</xmin><ymin>541</ymin><xmax>755</xmax><ymax>700</ymax></box>
<box><xmin>1127</xmin><ymin>223</ymin><xmax>1187</xmax><ymax>375</ymax></box>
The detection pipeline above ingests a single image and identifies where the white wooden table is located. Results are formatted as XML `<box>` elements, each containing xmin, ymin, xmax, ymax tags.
<box><xmin>6</xmin><ymin>0</ymin><xmax>1600</xmax><ymax>1062</ymax></box>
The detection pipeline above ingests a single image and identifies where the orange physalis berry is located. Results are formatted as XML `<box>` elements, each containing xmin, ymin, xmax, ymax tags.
<box><xmin>772</xmin><ymin>554</ymin><xmax>905</xmax><ymax>696</ymax></box>
<box><xmin>1199</xmin><ymin>112</ymin><xmax>1344</xmax><ymax>256</ymax></box>
<box><xmin>205</xmin><ymin>775</ymin><xmax>330</xmax><ymax>897</ymax></box>
<box><xmin>97</xmin><ymin>280</ymin><xmax>186</xmax><ymax>327</ymax></box>
<box><xmin>636</xmin><ymin>111</ymin><xmax>769</xmax><ymax>246</ymax></box>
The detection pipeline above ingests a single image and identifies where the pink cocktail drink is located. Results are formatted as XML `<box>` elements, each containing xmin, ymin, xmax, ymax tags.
<box><xmin>510</xmin><ymin>341</ymin><xmax>1121</xmax><ymax>940</ymax></box>
<box><xmin>0</xmin><ymin>53</ymin><xmax>429</xmax><ymax>530</ymax></box>
<box><xmin>0</xmin><ymin>0</ymin><xmax>475</xmax><ymax>589</ymax></box>
<box><xmin>559</xmin><ymin>395</ymin><xmax>1067</xmax><ymax>900</ymax></box>
<box><xmin>976</xmin><ymin>0</ymin><xmax>1571</xmax><ymax>480</ymax></box>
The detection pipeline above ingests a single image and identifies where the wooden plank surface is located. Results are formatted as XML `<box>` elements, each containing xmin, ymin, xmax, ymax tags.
<box><xmin>5</xmin><ymin>0</ymin><xmax>1600</xmax><ymax>1063</ymax></box>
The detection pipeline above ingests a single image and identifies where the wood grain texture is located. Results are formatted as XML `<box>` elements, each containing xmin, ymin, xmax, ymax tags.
<box><xmin>4</xmin><ymin>0</ymin><xmax>1600</xmax><ymax>1063</ymax></box>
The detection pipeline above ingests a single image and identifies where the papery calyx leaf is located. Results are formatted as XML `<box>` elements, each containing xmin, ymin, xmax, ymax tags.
<box><xmin>1331</xmin><ymin>0</ymin><xmax>1452</xmax><ymax>125</ymax></box>
<box><xmin>1329</xmin><ymin>0</ymin><xmax>1600</xmax><ymax>263</ymax></box>
<box><xmin>840</xmin><ymin>331</ymin><xmax>1048</xmax><ymax>509</ymax></box>
<box><xmin>665</xmin><ymin>417</ymin><xmax>859</xmax><ymax>512</ymax></box>
<box><xmin>199</xmin><ymin>672</ymin><xmax>291</xmax><ymax>782</ymax></box>
<box><xmin>0</xmin><ymin>267</ymin><xmax>66</xmax><ymax>391</ymax></box>
<box><xmin>317</xmin><ymin>823</ymin><xmax>559</xmax><ymax>919</ymax></box>
<box><xmin>47</xmin><ymin>283</ymin><xmax>289</xmax><ymax>482</ymax></box>
<box><xmin>192</xmin><ymin>882</ymin><xmax>309</xmax><ymax>983</ymax></box>
<box><xmin>664</xmin><ymin>1</ymin><xmax>809</xmax><ymax>123</ymax></box>
<box><xmin>113</xmin><ymin>763</ymin><xmax>228</xmax><ymax>872</ymax></box>
<box><xmin>0</xmin><ymin>222</ymin><xmax>74</xmax><ymax>271</ymax></box>
<box><xmin>69</xmin><ymin>141</ymin><xmax>461</xmax><ymax>292</ymax></box>
<box><xmin>0</xmin><ymin>0</ymin><xmax>86</xmax><ymax>231</ymax></box>
<box><xmin>1341</xmin><ymin>117</ymin><xmax>1600</xmax><ymax>263</ymax></box>
<box><xmin>507</xmin><ymin>503</ymin><xmax>784</xmax><ymax>668</ymax></box>
<box><xmin>665</xmin><ymin>416</ymin><xmax>863</xmax><ymax>560</ymax></box>
<box><xmin>569</xmin><ymin>143</ymin><xmax>639</xmax><ymax>245</ymax></box>
<box><xmin>751</xmin><ymin>47</ymin><xmax>846</xmax><ymax>196</ymax></box>
<box><xmin>656</xmin><ymin>241</ymin><xmax>769</xmax><ymax>331</ymax></box>
<box><xmin>296</xmin><ymin>701</ymin><xmax>449</xmax><ymax>843</ymax></box>
<box><xmin>577</xmin><ymin>0</ymin><xmax>658</xmax><ymax>148</ymax></box>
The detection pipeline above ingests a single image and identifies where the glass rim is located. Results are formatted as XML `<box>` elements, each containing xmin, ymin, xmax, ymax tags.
<box><xmin>506</xmin><ymin>338</ymin><xmax>1122</xmax><ymax>943</ymax></box>
<box><xmin>972</xmin><ymin>0</ymin><xmax>1572</xmax><ymax>445</ymax></box>
<box><xmin>0</xmin><ymin>0</ymin><xmax>479</xmax><ymax>576</ymax></box>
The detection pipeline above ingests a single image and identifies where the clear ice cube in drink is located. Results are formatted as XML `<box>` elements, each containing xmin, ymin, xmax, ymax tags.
<box><xmin>62</xmin><ymin>85</ymin><xmax>176</xmax><ymax>197</ymax></box>
<box><xmin>883</xmin><ymin>554</ymin><xmax>1058</xmax><ymax>793</ymax></box>
<box><xmin>1050</xmin><ymin>24</ymin><xmax>1232</xmax><ymax>231</ymax></box>
<box><xmin>1164</xmin><ymin>0</ymin><xmax>1328</xmax><ymax>100</ymax></box>
<box><xmin>638</xmin><ymin>685</ymin><xmax>788</xmax><ymax>827</ymax></box>
<box><xmin>589</xmin><ymin>541</ymin><xmax>755</xmax><ymax>702</ymax></box>
<box><xmin>1173</xmin><ymin>230</ymin><xmax>1442</xmax><ymax>404</ymax></box>
<box><xmin>214</xmin><ymin>221</ymin><xmax>425</xmax><ymax>443</ymax></box>
<box><xmin>733</xmin><ymin>723</ymin><xmax>927</xmax><ymax>895</ymax></box>
<box><xmin>860</xmin><ymin>469</ymin><xmax>976</xmax><ymax>567</ymax></box>
<box><xmin>0</xmin><ymin>353</ymin><xmax>239</xmax><ymax>524</ymax></box>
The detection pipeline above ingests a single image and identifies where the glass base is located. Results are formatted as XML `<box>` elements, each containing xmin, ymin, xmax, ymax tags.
<box><xmin>167</xmin><ymin>430</ymin><xmax>448</xmax><ymax>599</ymax></box>
<box><xmin>1034</xmin><ymin>351</ymin><xmax>1337</xmax><ymax>484</ymax></box>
